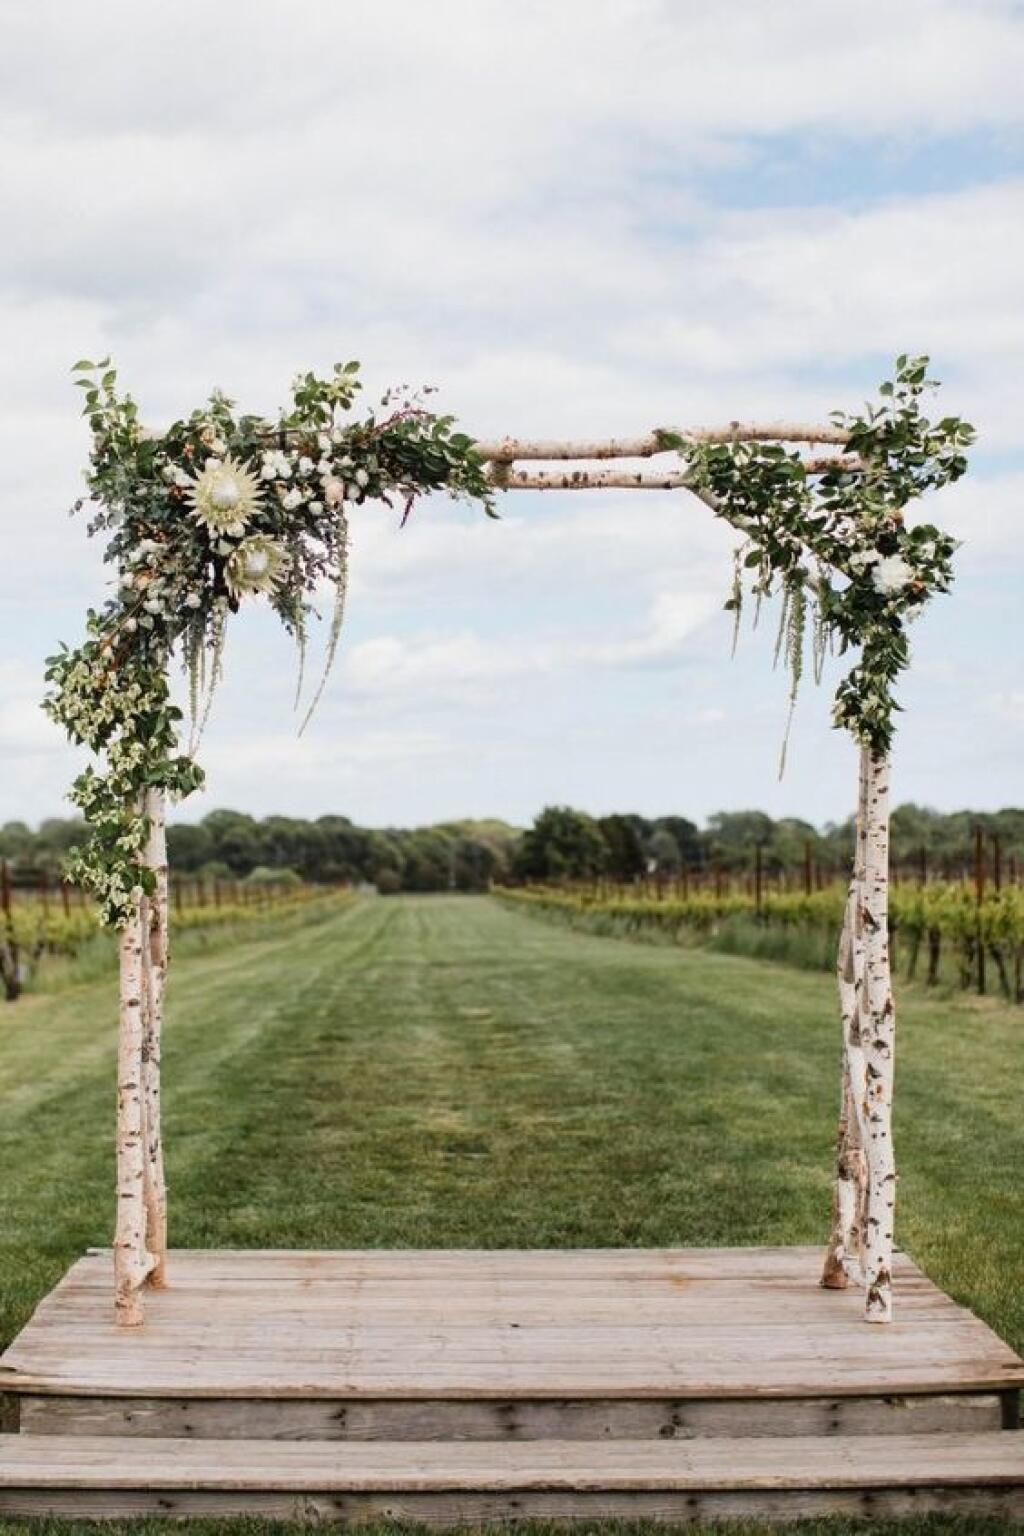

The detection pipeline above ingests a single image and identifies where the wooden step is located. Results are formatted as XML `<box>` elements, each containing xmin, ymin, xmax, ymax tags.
<box><xmin>16</xmin><ymin>1387</ymin><xmax>1010</xmax><ymax>1441</ymax></box>
<box><xmin>1</xmin><ymin>1431</ymin><xmax>1023</xmax><ymax>1522</ymax></box>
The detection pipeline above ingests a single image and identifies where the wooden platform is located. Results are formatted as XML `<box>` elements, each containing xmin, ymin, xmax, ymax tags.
<box><xmin>2</xmin><ymin>1246</ymin><xmax>1022</xmax><ymax>1521</ymax></box>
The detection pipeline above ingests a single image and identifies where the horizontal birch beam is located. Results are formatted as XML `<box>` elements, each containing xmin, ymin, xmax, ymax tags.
<box><xmin>489</xmin><ymin>454</ymin><xmax>861</xmax><ymax>491</ymax></box>
<box><xmin>475</xmin><ymin>422</ymin><xmax>850</xmax><ymax>463</ymax></box>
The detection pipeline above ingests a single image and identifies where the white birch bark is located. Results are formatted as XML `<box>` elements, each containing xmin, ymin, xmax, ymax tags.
<box><xmin>475</xmin><ymin>421</ymin><xmax>851</xmax><ymax>462</ymax></box>
<box><xmin>821</xmin><ymin>851</ymin><xmax>868</xmax><ymax>1287</ymax></box>
<box><xmin>487</xmin><ymin>456</ymin><xmax>860</xmax><ymax>492</ymax></box>
<box><xmin>860</xmin><ymin>750</ymin><xmax>897</xmax><ymax>1322</ymax></box>
<box><xmin>141</xmin><ymin>787</ymin><xmax>169</xmax><ymax>1289</ymax></box>
<box><xmin>115</xmin><ymin>891</ymin><xmax>155</xmax><ymax>1326</ymax></box>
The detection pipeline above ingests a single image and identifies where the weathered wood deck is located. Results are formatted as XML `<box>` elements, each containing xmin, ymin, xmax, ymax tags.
<box><xmin>2</xmin><ymin>1246</ymin><xmax>1022</xmax><ymax>1521</ymax></box>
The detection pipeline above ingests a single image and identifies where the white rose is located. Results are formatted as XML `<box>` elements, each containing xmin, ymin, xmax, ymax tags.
<box><xmin>310</xmin><ymin>500</ymin><xmax>323</xmax><ymax>514</ymax></box>
<box><xmin>871</xmin><ymin>555</ymin><xmax>915</xmax><ymax>595</ymax></box>
<box><xmin>847</xmin><ymin>550</ymin><xmax>879</xmax><ymax>572</ymax></box>
<box><xmin>276</xmin><ymin>461</ymin><xmax>293</xmax><ymax>481</ymax></box>
<box><xmin>282</xmin><ymin>488</ymin><xmax>303</xmax><ymax>511</ymax></box>
<box><xmin>260</xmin><ymin>461</ymin><xmax>277</xmax><ymax>480</ymax></box>
<box><xmin>298</xmin><ymin>456</ymin><xmax>315</xmax><ymax>476</ymax></box>
<box><xmin>354</xmin><ymin>468</ymin><xmax>369</xmax><ymax>488</ymax></box>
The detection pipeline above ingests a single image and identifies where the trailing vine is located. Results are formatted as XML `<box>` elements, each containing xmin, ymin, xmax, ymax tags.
<box><xmin>661</xmin><ymin>355</ymin><xmax>973</xmax><ymax>765</ymax></box>
<box><xmin>45</xmin><ymin>361</ymin><xmax>493</xmax><ymax>925</ymax></box>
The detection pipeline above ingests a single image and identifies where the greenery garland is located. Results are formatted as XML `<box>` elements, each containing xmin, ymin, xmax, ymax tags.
<box><xmin>46</xmin><ymin>353</ymin><xmax>971</xmax><ymax>927</ymax></box>
<box><xmin>45</xmin><ymin>361</ymin><xmax>493</xmax><ymax>925</ymax></box>
<box><xmin>663</xmin><ymin>355</ymin><xmax>973</xmax><ymax>765</ymax></box>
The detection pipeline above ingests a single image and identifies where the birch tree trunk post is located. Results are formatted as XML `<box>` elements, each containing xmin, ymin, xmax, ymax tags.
<box><xmin>115</xmin><ymin>885</ymin><xmax>155</xmax><ymax>1327</ymax></box>
<box><xmin>821</xmin><ymin>751</ymin><xmax>870</xmax><ymax>1289</ymax></box>
<box><xmin>141</xmin><ymin>786</ymin><xmax>169</xmax><ymax>1289</ymax></box>
<box><xmin>860</xmin><ymin>749</ymin><xmax>897</xmax><ymax>1322</ymax></box>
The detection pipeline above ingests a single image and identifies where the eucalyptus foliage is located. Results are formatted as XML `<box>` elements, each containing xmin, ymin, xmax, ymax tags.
<box><xmin>45</xmin><ymin>361</ymin><xmax>493</xmax><ymax>924</ymax></box>
<box><xmin>663</xmin><ymin>355</ymin><xmax>973</xmax><ymax>767</ymax></box>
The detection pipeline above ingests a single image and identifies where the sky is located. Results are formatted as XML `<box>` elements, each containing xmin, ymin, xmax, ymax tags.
<box><xmin>1</xmin><ymin>0</ymin><xmax>1022</xmax><ymax>834</ymax></box>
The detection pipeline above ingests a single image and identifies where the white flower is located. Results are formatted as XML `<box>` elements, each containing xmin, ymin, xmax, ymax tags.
<box><xmin>184</xmin><ymin>592</ymin><xmax>202</xmax><ymax>609</ymax></box>
<box><xmin>847</xmin><ymin>550</ymin><xmax>879</xmax><ymax>572</ymax></box>
<box><xmin>310</xmin><ymin>500</ymin><xmax>323</xmax><ymax>514</ymax></box>
<box><xmin>354</xmin><ymin>467</ymin><xmax>369</xmax><ymax>488</ymax></box>
<box><xmin>298</xmin><ymin>455</ymin><xmax>315</xmax><ymax>476</ymax></box>
<box><xmin>225</xmin><ymin>535</ymin><xmax>288</xmax><ymax>598</ymax></box>
<box><xmin>871</xmin><ymin>554</ymin><xmax>915</xmax><ymax>595</ymax></box>
<box><xmin>172</xmin><ymin>467</ymin><xmax>192</xmax><ymax>489</ymax></box>
<box><xmin>318</xmin><ymin>432</ymin><xmax>332</xmax><ymax>453</ymax></box>
<box><xmin>324</xmin><ymin>478</ymin><xmax>346</xmax><ymax>506</ymax></box>
<box><xmin>282</xmin><ymin>487</ymin><xmax>303</xmax><ymax>511</ymax></box>
<box><xmin>261</xmin><ymin>449</ymin><xmax>294</xmax><ymax>481</ymax></box>
<box><xmin>186</xmin><ymin>455</ymin><xmax>263</xmax><ymax>534</ymax></box>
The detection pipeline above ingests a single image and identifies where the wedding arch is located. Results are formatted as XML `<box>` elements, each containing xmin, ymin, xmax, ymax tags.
<box><xmin>46</xmin><ymin>354</ymin><xmax>973</xmax><ymax>1330</ymax></box>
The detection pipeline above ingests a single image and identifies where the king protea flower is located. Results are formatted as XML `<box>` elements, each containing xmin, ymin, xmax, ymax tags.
<box><xmin>226</xmin><ymin>534</ymin><xmax>288</xmax><ymax>598</ymax></box>
<box><xmin>187</xmin><ymin>456</ymin><xmax>263</xmax><ymax>535</ymax></box>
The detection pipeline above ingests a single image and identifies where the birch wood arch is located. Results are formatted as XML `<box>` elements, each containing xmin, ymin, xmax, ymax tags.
<box><xmin>45</xmin><ymin>356</ymin><xmax>972</xmax><ymax>1328</ymax></box>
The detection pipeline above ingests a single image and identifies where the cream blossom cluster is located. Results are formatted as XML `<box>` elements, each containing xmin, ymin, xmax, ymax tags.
<box><xmin>846</xmin><ymin>548</ymin><xmax>917</xmax><ymax>594</ymax></box>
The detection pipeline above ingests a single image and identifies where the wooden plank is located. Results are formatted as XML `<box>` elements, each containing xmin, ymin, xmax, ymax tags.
<box><xmin>1</xmin><ymin>1431</ymin><xmax>1023</xmax><ymax>1491</ymax></box>
<box><xmin>3</xmin><ymin>1247</ymin><xmax>1022</xmax><ymax>1402</ymax></box>
<box><xmin>3</xmin><ymin>1486</ymin><xmax>1024</xmax><ymax>1523</ymax></box>
<box><xmin>17</xmin><ymin>1391</ymin><xmax>1007</xmax><ymax>1441</ymax></box>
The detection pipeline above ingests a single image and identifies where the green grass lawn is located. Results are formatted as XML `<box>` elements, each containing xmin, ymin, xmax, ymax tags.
<box><xmin>1</xmin><ymin>893</ymin><xmax>1021</xmax><ymax>1536</ymax></box>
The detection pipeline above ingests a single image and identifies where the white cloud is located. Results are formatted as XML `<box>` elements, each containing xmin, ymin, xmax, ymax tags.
<box><xmin>1</xmin><ymin>0</ymin><xmax>1022</xmax><ymax>826</ymax></box>
<box><xmin>987</xmin><ymin>691</ymin><xmax>1024</xmax><ymax>724</ymax></box>
<box><xmin>343</xmin><ymin>589</ymin><xmax>722</xmax><ymax>702</ymax></box>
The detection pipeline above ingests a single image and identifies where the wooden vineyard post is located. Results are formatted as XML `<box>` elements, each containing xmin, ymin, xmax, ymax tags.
<box><xmin>115</xmin><ymin>870</ymin><xmax>155</xmax><ymax>1326</ymax></box>
<box><xmin>141</xmin><ymin>787</ymin><xmax>169</xmax><ymax>1289</ymax></box>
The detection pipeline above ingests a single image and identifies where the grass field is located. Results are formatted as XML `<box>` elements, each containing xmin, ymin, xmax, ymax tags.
<box><xmin>1</xmin><ymin>893</ymin><xmax>1021</xmax><ymax>1536</ymax></box>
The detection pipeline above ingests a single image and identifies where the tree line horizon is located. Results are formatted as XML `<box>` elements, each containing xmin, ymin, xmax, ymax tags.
<box><xmin>3</xmin><ymin>802</ymin><xmax>1023</xmax><ymax>896</ymax></box>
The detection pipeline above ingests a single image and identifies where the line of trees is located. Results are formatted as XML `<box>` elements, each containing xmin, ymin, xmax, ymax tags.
<box><xmin>0</xmin><ymin>813</ymin><xmax>520</xmax><ymax>894</ymax></box>
<box><xmin>3</xmin><ymin>803</ymin><xmax>1023</xmax><ymax>895</ymax></box>
<box><xmin>512</xmin><ymin>805</ymin><xmax>1024</xmax><ymax>885</ymax></box>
